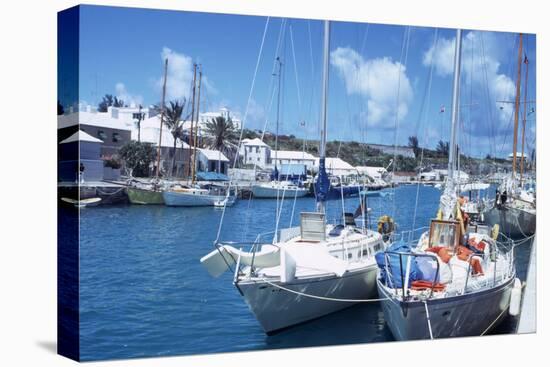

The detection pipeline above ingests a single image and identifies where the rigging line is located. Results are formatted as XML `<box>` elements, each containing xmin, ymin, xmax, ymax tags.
<box><xmin>412</xmin><ymin>28</ymin><xmax>438</xmax><ymax>232</ymax></box>
<box><xmin>289</xmin><ymin>24</ymin><xmax>303</xmax><ymax>121</ymax></box>
<box><xmin>391</xmin><ymin>26</ymin><xmax>412</xmax><ymax>218</ymax></box>
<box><xmin>214</xmin><ymin>16</ymin><xmax>270</xmax><ymax>243</ymax></box>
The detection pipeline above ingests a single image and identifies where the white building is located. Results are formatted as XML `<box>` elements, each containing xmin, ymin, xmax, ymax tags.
<box><xmin>239</xmin><ymin>138</ymin><xmax>271</xmax><ymax>168</ymax></box>
<box><xmin>197</xmin><ymin>148</ymin><xmax>230</xmax><ymax>174</ymax></box>
<box><xmin>313</xmin><ymin>157</ymin><xmax>357</xmax><ymax>177</ymax></box>
<box><xmin>270</xmin><ymin>150</ymin><xmax>316</xmax><ymax>171</ymax></box>
<box><xmin>182</xmin><ymin>107</ymin><xmax>242</xmax><ymax>135</ymax></box>
<box><xmin>355</xmin><ymin>166</ymin><xmax>388</xmax><ymax>180</ymax></box>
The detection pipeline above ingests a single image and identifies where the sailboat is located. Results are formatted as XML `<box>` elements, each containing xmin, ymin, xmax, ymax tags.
<box><xmin>162</xmin><ymin>64</ymin><xmax>237</xmax><ymax>207</ymax></box>
<box><xmin>483</xmin><ymin>33</ymin><xmax>536</xmax><ymax>238</ymax></box>
<box><xmin>200</xmin><ymin>21</ymin><xmax>385</xmax><ymax>334</ymax></box>
<box><xmin>376</xmin><ymin>29</ymin><xmax>519</xmax><ymax>340</ymax></box>
<box><xmin>251</xmin><ymin>57</ymin><xmax>308</xmax><ymax>199</ymax></box>
<box><xmin>127</xmin><ymin>58</ymin><xmax>168</xmax><ymax>205</ymax></box>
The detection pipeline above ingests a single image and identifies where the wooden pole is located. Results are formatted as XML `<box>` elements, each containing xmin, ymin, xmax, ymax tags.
<box><xmin>155</xmin><ymin>58</ymin><xmax>168</xmax><ymax>178</ymax></box>
<box><xmin>512</xmin><ymin>33</ymin><xmax>523</xmax><ymax>175</ymax></box>
<box><xmin>520</xmin><ymin>53</ymin><xmax>529</xmax><ymax>186</ymax></box>
<box><xmin>188</xmin><ymin>64</ymin><xmax>197</xmax><ymax>179</ymax></box>
<box><xmin>192</xmin><ymin>65</ymin><xmax>202</xmax><ymax>184</ymax></box>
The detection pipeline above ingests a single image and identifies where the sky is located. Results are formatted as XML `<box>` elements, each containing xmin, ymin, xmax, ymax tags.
<box><xmin>63</xmin><ymin>5</ymin><xmax>537</xmax><ymax>158</ymax></box>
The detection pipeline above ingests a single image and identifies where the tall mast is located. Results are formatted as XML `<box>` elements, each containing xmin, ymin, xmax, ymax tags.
<box><xmin>156</xmin><ymin>58</ymin><xmax>168</xmax><ymax>178</ymax></box>
<box><xmin>192</xmin><ymin>65</ymin><xmax>202</xmax><ymax>184</ymax></box>
<box><xmin>274</xmin><ymin>57</ymin><xmax>282</xmax><ymax>179</ymax></box>
<box><xmin>448</xmin><ymin>29</ymin><xmax>462</xmax><ymax>185</ymax></box>
<box><xmin>520</xmin><ymin>52</ymin><xmax>529</xmax><ymax>186</ymax></box>
<box><xmin>512</xmin><ymin>33</ymin><xmax>523</xmax><ymax>176</ymax></box>
<box><xmin>315</xmin><ymin>20</ymin><xmax>331</xmax><ymax>213</ymax></box>
<box><xmin>188</xmin><ymin>64</ymin><xmax>197</xmax><ymax>180</ymax></box>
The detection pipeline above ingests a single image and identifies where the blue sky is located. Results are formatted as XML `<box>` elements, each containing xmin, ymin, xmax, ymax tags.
<box><xmin>69</xmin><ymin>5</ymin><xmax>536</xmax><ymax>158</ymax></box>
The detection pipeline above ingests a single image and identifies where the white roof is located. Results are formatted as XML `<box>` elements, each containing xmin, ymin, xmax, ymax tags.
<box><xmin>57</xmin><ymin>110</ymin><xmax>133</xmax><ymax>131</ymax></box>
<box><xmin>59</xmin><ymin>130</ymin><xmax>103</xmax><ymax>144</ymax></box>
<box><xmin>199</xmin><ymin>148</ymin><xmax>229</xmax><ymax>162</ymax></box>
<box><xmin>242</xmin><ymin>138</ymin><xmax>269</xmax><ymax>147</ymax></box>
<box><xmin>137</xmin><ymin>115</ymin><xmax>190</xmax><ymax>149</ymax></box>
<box><xmin>272</xmin><ymin>150</ymin><xmax>316</xmax><ymax>160</ymax></box>
<box><xmin>508</xmin><ymin>152</ymin><xmax>527</xmax><ymax>158</ymax></box>
<box><xmin>315</xmin><ymin>157</ymin><xmax>355</xmax><ymax>170</ymax></box>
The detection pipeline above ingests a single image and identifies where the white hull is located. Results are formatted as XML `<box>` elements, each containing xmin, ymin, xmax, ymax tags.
<box><xmin>251</xmin><ymin>184</ymin><xmax>308</xmax><ymax>199</ymax></box>
<box><xmin>163</xmin><ymin>191</ymin><xmax>236</xmax><ymax>207</ymax></box>
<box><xmin>377</xmin><ymin>277</ymin><xmax>514</xmax><ymax>340</ymax></box>
<box><xmin>236</xmin><ymin>265</ymin><xmax>378</xmax><ymax>334</ymax></box>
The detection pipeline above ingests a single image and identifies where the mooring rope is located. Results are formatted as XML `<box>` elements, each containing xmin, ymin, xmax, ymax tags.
<box><xmin>259</xmin><ymin>278</ymin><xmax>389</xmax><ymax>303</ymax></box>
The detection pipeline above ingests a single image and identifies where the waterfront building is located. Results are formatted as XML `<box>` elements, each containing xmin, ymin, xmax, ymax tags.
<box><xmin>239</xmin><ymin>138</ymin><xmax>271</xmax><ymax>168</ymax></box>
<box><xmin>271</xmin><ymin>150</ymin><xmax>316</xmax><ymax>171</ymax></box>
<box><xmin>313</xmin><ymin>157</ymin><xmax>356</xmax><ymax>177</ymax></box>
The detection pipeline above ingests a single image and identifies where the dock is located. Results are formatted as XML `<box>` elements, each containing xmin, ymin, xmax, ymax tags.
<box><xmin>517</xmin><ymin>235</ymin><xmax>536</xmax><ymax>333</ymax></box>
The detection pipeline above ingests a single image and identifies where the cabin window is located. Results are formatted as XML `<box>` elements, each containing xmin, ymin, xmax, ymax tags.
<box><xmin>112</xmin><ymin>132</ymin><xmax>120</xmax><ymax>142</ymax></box>
<box><xmin>428</xmin><ymin>220</ymin><xmax>460</xmax><ymax>250</ymax></box>
<box><xmin>362</xmin><ymin>249</ymin><xmax>369</xmax><ymax>257</ymax></box>
<box><xmin>373</xmin><ymin>243</ymin><xmax>381</xmax><ymax>252</ymax></box>
<box><xmin>98</xmin><ymin>130</ymin><xmax>107</xmax><ymax>140</ymax></box>
<box><xmin>347</xmin><ymin>253</ymin><xmax>353</xmax><ymax>260</ymax></box>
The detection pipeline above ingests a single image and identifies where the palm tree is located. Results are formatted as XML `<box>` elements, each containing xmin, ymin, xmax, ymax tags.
<box><xmin>164</xmin><ymin>100</ymin><xmax>186</xmax><ymax>177</ymax></box>
<box><xmin>203</xmin><ymin>116</ymin><xmax>238</xmax><ymax>173</ymax></box>
<box><xmin>408</xmin><ymin>135</ymin><xmax>420</xmax><ymax>159</ymax></box>
<box><xmin>436</xmin><ymin>140</ymin><xmax>450</xmax><ymax>157</ymax></box>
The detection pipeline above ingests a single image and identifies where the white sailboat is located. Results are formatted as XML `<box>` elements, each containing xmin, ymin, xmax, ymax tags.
<box><xmin>484</xmin><ymin>33</ymin><xmax>536</xmax><ymax>238</ymax></box>
<box><xmin>162</xmin><ymin>64</ymin><xmax>238</xmax><ymax>207</ymax></box>
<box><xmin>376</xmin><ymin>30</ymin><xmax>519</xmax><ymax>340</ymax></box>
<box><xmin>201</xmin><ymin>21</ymin><xmax>386</xmax><ymax>334</ymax></box>
<box><xmin>251</xmin><ymin>57</ymin><xmax>308</xmax><ymax>200</ymax></box>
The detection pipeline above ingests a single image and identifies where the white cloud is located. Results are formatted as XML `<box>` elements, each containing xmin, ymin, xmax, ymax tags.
<box><xmin>330</xmin><ymin>47</ymin><xmax>413</xmax><ymax>127</ymax></box>
<box><xmin>157</xmin><ymin>47</ymin><xmax>194</xmax><ymax>102</ymax></box>
<box><xmin>422</xmin><ymin>31</ymin><xmax>516</xmax><ymax>131</ymax></box>
<box><xmin>115</xmin><ymin>82</ymin><xmax>143</xmax><ymax>107</ymax></box>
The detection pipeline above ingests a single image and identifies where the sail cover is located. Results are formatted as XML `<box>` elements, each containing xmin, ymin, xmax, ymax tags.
<box><xmin>314</xmin><ymin>157</ymin><xmax>330</xmax><ymax>203</ymax></box>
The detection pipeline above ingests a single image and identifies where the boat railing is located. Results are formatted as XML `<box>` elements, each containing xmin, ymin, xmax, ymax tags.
<box><xmin>391</xmin><ymin>226</ymin><xmax>430</xmax><ymax>245</ymax></box>
<box><xmin>381</xmin><ymin>251</ymin><xmax>441</xmax><ymax>301</ymax></box>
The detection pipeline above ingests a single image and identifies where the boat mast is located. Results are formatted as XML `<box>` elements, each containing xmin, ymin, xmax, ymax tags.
<box><xmin>156</xmin><ymin>58</ymin><xmax>168</xmax><ymax>178</ymax></box>
<box><xmin>520</xmin><ymin>52</ymin><xmax>529</xmax><ymax>187</ymax></box>
<box><xmin>315</xmin><ymin>20</ymin><xmax>331</xmax><ymax>213</ymax></box>
<box><xmin>192</xmin><ymin>65</ymin><xmax>202</xmax><ymax>184</ymax></box>
<box><xmin>448</xmin><ymin>29</ymin><xmax>462</xmax><ymax>188</ymax></box>
<box><xmin>189</xmin><ymin>63</ymin><xmax>197</xmax><ymax>181</ymax></box>
<box><xmin>274</xmin><ymin>57</ymin><xmax>282</xmax><ymax>180</ymax></box>
<box><xmin>512</xmin><ymin>33</ymin><xmax>523</xmax><ymax>176</ymax></box>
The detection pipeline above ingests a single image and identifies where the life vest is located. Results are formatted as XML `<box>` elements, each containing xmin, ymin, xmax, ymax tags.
<box><xmin>377</xmin><ymin>215</ymin><xmax>395</xmax><ymax>235</ymax></box>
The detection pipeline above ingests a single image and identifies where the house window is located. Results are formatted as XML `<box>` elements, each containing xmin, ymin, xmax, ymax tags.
<box><xmin>112</xmin><ymin>132</ymin><xmax>120</xmax><ymax>143</ymax></box>
<box><xmin>257</xmin><ymin>157</ymin><xmax>260</xmax><ymax>161</ymax></box>
<box><xmin>256</xmin><ymin>146</ymin><xmax>259</xmax><ymax>153</ymax></box>
<box><xmin>98</xmin><ymin>130</ymin><xmax>107</xmax><ymax>140</ymax></box>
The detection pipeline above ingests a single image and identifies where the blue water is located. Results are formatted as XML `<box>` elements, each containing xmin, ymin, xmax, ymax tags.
<box><xmin>78</xmin><ymin>185</ymin><xmax>532</xmax><ymax>361</ymax></box>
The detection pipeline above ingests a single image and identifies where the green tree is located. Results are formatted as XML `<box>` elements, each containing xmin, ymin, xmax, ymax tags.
<box><xmin>436</xmin><ymin>140</ymin><xmax>450</xmax><ymax>157</ymax></box>
<box><xmin>203</xmin><ymin>116</ymin><xmax>238</xmax><ymax>172</ymax></box>
<box><xmin>408</xmin><ymin>136</ymin><xmax>420</xmax><ymax>159</ymax></box>
<box><xmin>119</xmin><ymin>141</ymin><xmax>157</xmax><ymax>177</ymax></box>
<box><xmin>164</xmin><ymin>100</ymin><xmax>185</xmax><ymax>176</ymax></box>
<box><xmin>98</xmin><ymin>94</ymin><xmax>125</xmax><ymax>112</ymax></box>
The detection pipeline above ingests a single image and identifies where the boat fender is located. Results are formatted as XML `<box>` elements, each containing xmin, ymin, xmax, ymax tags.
<box><xmin>509</xmin><ymin>278</ymin><xmax>522</xmax><ymax>316</ymax></box>
<box><xmin>491</xmin><ymin>224</ymin><xmax>499</xmax><ymax>240</ymax></box>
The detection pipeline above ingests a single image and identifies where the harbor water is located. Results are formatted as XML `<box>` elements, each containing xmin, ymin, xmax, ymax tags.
<box><xmin>74</xmin><ymin>185</ymin><xmax>533</xmax><ymax>361</ymax></box>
